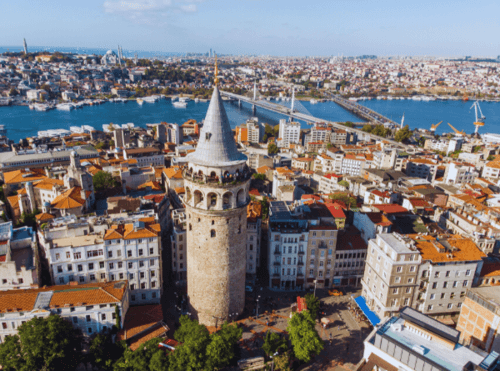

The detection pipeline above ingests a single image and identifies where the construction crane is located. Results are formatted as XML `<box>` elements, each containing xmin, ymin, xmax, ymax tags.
<box><xmin>430</xmin><ymin>121</ymin><xmax>443</xmax><ymax>132</ymax></box>
<box><xmin>447</xmin><ymin>123</ymin><xmax>466</xmax><ymax>136</ymax></box>
<box><xmin>471</xmin><ymin>100</ymin><xmax>485</xmax><ymax>134</ymax></box>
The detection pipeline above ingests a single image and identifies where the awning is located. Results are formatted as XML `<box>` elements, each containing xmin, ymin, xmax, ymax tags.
<box><xmin>354</xmin><ymin>296</ymin><xmax>381</xmax><ymax>326</ymax></box>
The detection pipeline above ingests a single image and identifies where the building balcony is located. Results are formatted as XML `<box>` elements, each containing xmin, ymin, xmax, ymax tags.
<box><xmin>272</xmin><ymin>273</ymin><xmax>280</xmax><ymax>277</ymax></box>
<box><xmin>273</xmin><ymin>262</ymin><xmax>281</xmax><ymax>266</ymax></box>
<box><xmin>298</xmin><ymin>261</ymin><xmax>304</xmax><ymax>266</ymax></box>
<box><xmin>273</xmin><ymin>250</ymin><xmax>281</xmax><ymax>255</ymax></box>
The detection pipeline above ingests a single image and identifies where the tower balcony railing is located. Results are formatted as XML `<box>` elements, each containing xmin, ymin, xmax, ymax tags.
<box><xmin>183</xmin><ymin>167</ymin><xmax>252</xmax><ymax>186</ymax></box>
<box><xmin>273</xmin><ymin>261</ymin><xmax>281</xmax><ymax>266</ymax></box>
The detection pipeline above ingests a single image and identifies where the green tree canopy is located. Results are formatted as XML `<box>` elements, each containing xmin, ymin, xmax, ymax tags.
<box><xmin>113</xmin><ymin>337</ymin><xmax>166</xmax><ymax>371</ymax></box>
<box><xmin>338</xmin><ymin>180</ymin><xmax>349</xmax><ymax>189</ymax></box>
<box><xmin>395</xmin><ymin>125</ymin><xmax>412</xmax><ymax>143</ymax></box>
<box><xmin>89</xmin><ymin>334</ymin><xmax>126</xmax><ymax>371</ymax></box>
<box><xmin>0</xmin><ymin>315</ymin><xmax>83</xmax><ymax>371</ymax></box>
<box><xmin>93</xmin><ymin>171</ymin><xmax>118</xmax><ymax>192</ymax></box>
<box><xmin>287</xmin><ymin>311</ymin><xmax>324</xmax><ymax>363</ymax></box>
<box><xmin>252</xmin><ymin>173</ymin><xmax>266</xmax><ymax>181</ymax></box>
<box><xmin>304</xmin><ymin>293</ymin><xmax>320</xmax><ymax>318</ymax></box>
<box><xmin>262</xmin><ymin>330</ymin><xmax>288</xmax><ymax>357</ymax></box>
<box><xmin>268</xmin><ymin>143</ymin><xmax>279</xmax><ymax>155</ymax></box>
<box><xmin>328</xmin><ymin>193</ymin><xmax>357</xmax><ymax>209</ymax></box>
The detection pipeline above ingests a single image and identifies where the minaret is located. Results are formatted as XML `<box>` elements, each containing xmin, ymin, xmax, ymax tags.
<box><xmin>23</xmin><ymin>38</ymin><xmax>28</xmax><ymax>54</ymax></box>
<box><xmin>184</xmin><ymin>56</ymin><xmax>250</xmax><ymax>327</ymax></box>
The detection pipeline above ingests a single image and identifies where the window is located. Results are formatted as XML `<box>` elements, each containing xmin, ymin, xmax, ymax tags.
<box><xmin>129</xmin><ymin>274</ymin><xmax>134</xmax><ymax>280</ymax></box>
<box><xmin>90</xmin><ymin>274</ymin><xmax>96</xmax><ymax>281</ymax></box>
<box><xmin>109</xmin><ymin>263</ymin><xmax>114</xmax><ymax>270</ymax></box>
<box><xmin>142</xmin><ymin>294</ymin><xmax>146</xmax><ymax>300</ymax></box>
<box><xmin>408</xmin><ymin>278</ymin><xmax>413</xmax><ymax>283</ymax></box>
<box><xmin>99</xmin><ymin>262</ymin><xmax>104</xmax><ymax>269</ymax></box>
<box><xmin>72</xmin><ymin>317</ymin><xmax>78</xmax><ymax>323</ymax></box>
<box><xmin>57</xmin><ymin>266</ymin><xmax>63</xmax><ymax>273</ymax></box>
<box><xmin>405</xmin><ymin>288</ymin><xmax>411</xmax><ymax>294</ymax></box>
<box><xmin>67</xmin><ymin>264</ymin><xmax>72</xmax><ymax>272</ymax></box>
<box><xmin>74</xmin><ymin>252</ymin><xmax>81</xmax><ymax>259</ymax></box>
<box><xmin>463</xmin><ymin>280</ymin><xmax>468</xmax><ymax>287</ymax></box>
<box><xmin>432</xmin><ymin>282</ymin><xmax>437</xmax><ymax>289</ymax></box>
<box><xmin>108</xmin><ymin>251</ymin><xmax>113</xmax><ymax>258</ymax></box>
<box><xmin>66</xmin><ymin>252</ymin><xmax>70</xmax><ymax>259</ymax></box>
<box><xmin>88</xmin><ymin>328</ymin><xmax>92</xmax><ymax>334</ymax></box>
<box><xmin>427</xmin><ymin>305</ymin><xmax>433</xmax><ymax>311</ymax></box>
<box><xmin>211</xmin><ymin>230</ymin><xmax>216</xmax><ymax>238</ymax></box>
<box><xmin>87</xmin><ymin>250</ymin><xmax>103</xmax><ymax>258</ymax></box>
<box><xmin>466</xmin><ymin>270</ymin><xmax>471</xmax><ymax>276</ymax></box>
<box><xmin>139</xmin><ymin>261</ymin><xmax>144</xmax><ymax>268</ymax></box>
<box><xmin>88</xmin><ymin>263</ymin><xmax>94</xmax><ymax>271</ymax></box>
<box><xmin>392</xmin><ymin>288</ymin><xmax>398</xmax><ymax>294</ymax></box>
<box><xmin>445</xmin><ymin>271</ymin><xmax>450</xmax><ymax>277</ymax></box>
<box><xmin>128</xmin><ymin>262</ymin><xmax>133</xmax><ymax>269</ymax></box>
<box><xmin>443</xmin><ymin>281</ymin><xmax>448</xmax><ymax>288</ymax></box>
<box><xmin>453</xmin><ymin>281</ymin><xmax>458</xmax><ymax>288</ymax></box>
<box><xmin>118</xmin><ymin>262</ymin><xmax>123</xmax><ymax>269</ymax></box>
<box><xmin>396</xmin><ymin>266</ymin><xmax>402</xmax><ymax>273</ymax></box>
<box><xmin>78</xmin><ymin>265</ymin><xmax>83</xmax><ymax>272</ymax></box>
<box><xmin>447</xmin><ymin>303</ymin><xmax>453</xmax><ymax>309</ymax></box>
<box><xmin>141</xmin><ymin>283</ymin><xmax>146</xmax><ymax>289</ymax></box>
<box><xmin>152</xmin><ymin>281</ymin><xmax>156</xmax><ymax>288</ymax></box>
<box><xmin>140</xmin><ymin>272</ymin><xmax>145</xmax><ymax>279</ymax></box>
<box><xmin>127</xmin><ymin>251</ymin><xmax>132</xmax><ymax>258</ymax></box>
<box><xmin>152</xmin><ymin>292</ymin><xmax>157</xmax><ymax>299</ymax></box>
<box><xmin>149</xmin><ymin>248</ymin><xmax>154</xmax><ymax>255</ymax></box>
<box><xmin>151</xmin><ymin>270</ymin><xmax>155</xmax><ymax>278</ymax></box>
<box><xmin>139</xmin><ymin>249</ymin><xmax>143</xmax><ymax>256</ymax></box>
<box><xmin>111</xmin><ymin>274</ymin><xmax>115</xmax><ymax>281</ymax></box>
<box><xmin>86</xmin><ymin>315</ymin><xmax>91</xmax><ymax>322</ymax></box>
<box><xmin>102</xmin><ymin>313</ymin><xmax>106</xmax><ymax>320</ymax></box>
<box><xmin>410</xmin><ymin>266</ymin><xmax>416</xmax><ymax>272</ymax></box>
<box><xmin>404</xmin><ymin>298</ymin><xmax>410</xmax><ymax>306</ymax></box>
<box><xmin>100</xmin><ymin>273</ymin><xmax>105</xmax><ymax>279</ymax></box>
<box><xmin>55</xmin><ymin>253</ymin><xmax>60</xmax><ymax>260</ymax></box>
<box><xmin>430</xmin><ymin>294</ymin><xmax>435</xmax><ymax>300</ymax></box>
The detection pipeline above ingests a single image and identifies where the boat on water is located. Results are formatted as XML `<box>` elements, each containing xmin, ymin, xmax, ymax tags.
<box><xmin>412</xmin><ymin>96</ymin><xmax>422</xmax><ymax>101</ymax></box>
<box><xmin>173</xmin><ymin>101</ymin><xmax>187</xmax><ymax>108</ymax></box>
<box><xmin>387</xmin><ymin>96</ymin><xmax>393</xmax><ymax>100</ymax></box>
<box><xmin>137</xmin><ymin>98</ymin><xmax>144</xmax><ymax>105</ymax></box>
<box><xmin>34</xmin><ymin>103</ymin><xmax>50</xmax><ymax>111</ymax></box>
<box><xmin>194</xmin><ymin>98</ymin><xmax>200</xmax><ymax>103</ymax></box>
<box><xmin>56</xmin><ymin>103</ymin><xmax>74</xmax><ymax>111</ymax></box>
<box><xmin>143</xmin><ymin>96</ymin><xmax>159</xmax><ymax>103</ymax></box>
<box><xmin>179</xmin><ymin>97</ymin><xmax>191</xmax><ymax>103</ymax></box>
<box><xmin>310</xmin><ymin>99</ymin><xmax>318</xmax><ymax>104</ymax></box>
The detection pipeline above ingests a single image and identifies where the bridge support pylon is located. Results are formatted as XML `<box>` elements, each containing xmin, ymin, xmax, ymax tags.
<box><xmin>252</xmin><ymin>104</ymin><xmax>256</xmax><ymax>114</ymax></box>
<box><xmin>238</xmin><ymin>99</ymin><xmax>241</xmax><ymax>107</ymax></box>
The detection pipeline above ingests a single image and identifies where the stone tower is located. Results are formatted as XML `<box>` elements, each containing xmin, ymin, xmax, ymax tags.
<box><xmin>183</xmin><ymin>84</ymin><xmax>250</xmax><ymax>327</ymax></box>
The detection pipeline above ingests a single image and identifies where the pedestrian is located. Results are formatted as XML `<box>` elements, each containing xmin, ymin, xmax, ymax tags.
<box><xmin>337</xmin><ymin>325</ymin><xmax>340</xmax><ymax>331</ymax></box>
<box><xmin>329</xmin><ymin>333</ymin><xmax>333</xmax><ymax>345</ymax></box>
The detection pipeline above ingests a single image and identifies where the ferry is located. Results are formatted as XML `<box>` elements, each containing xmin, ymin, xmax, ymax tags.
<box><xmin>173</xmin><ymin>101</ymin><xmax>187</xmax><ymax>108</ymax></box>
<box><xmin>34</xmin><ymin>103</ymin><xmax>50</xmax><ymax>111</ymax></box>
<box><xmin>56</xmin><ymin>103</ymin><xmax>75</xmax><ymax>111</ymax></box>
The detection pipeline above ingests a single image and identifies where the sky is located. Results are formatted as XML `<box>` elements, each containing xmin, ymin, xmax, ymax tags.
<box><xmin>1</xmin><ymin>0</ymin><xmax>500</xmax><ymax>56</ymax></box>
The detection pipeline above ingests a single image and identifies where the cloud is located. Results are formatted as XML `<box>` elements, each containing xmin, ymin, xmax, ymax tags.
<box><xmin>103</xmin><ymin>0</ymin><xmax>202</xmax><ymax>23</ymax></box>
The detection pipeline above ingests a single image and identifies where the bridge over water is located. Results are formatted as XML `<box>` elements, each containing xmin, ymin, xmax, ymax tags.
<box><xmin>220</xmin><ymin>90</ymin><xmax>409</xmax><ymax>150</ymax></box>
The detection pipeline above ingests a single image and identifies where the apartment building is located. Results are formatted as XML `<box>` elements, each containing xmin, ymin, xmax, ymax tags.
<box><xmin>330</xmin><ymin>129</ymin><xmax>351</xmax><ymax>146</ymax></box>
<box><xmin>361</xmin><ymin>233</ymin><xmax>421</xmax><ymax>318</ymax></box>
<box><xmin>0</xmin><ymin>222</ymin><xmax>40</xmax><ymax>291</ymax></box>
<box><xmin>353</xmin><ymin>212</ymin><xmax>392</xmax><ymax>244</ymax></box>
<box><xmin>305</xmin><ymin>226</ymin><xmax>338</xmax><ymax>289</ymax></box>
<box><xmin>246</xmin><ymin>201</ymin><xmax>262</xmax><ymax>280</ymax></box>
<box><xmin>277</xmin><ymin>120</ymin><xmax>301</xmax><ymax>148</ymax></box>
<box><xmin>0</xmin><ymin>281</ymin><xmax>129</xmax><ymax>342</ymax></box>
<box><xmin>341</xmin><ymin>154</ymin><xmax>371</xmax><ymax>176</ymax></box>
<box><xmin>37</xmin><ymin>211</ymin><xmax>162</xmax><ymax>305</ymax></box>
<box><xmin>483</xmin><ymin>160</ymin><xmax>500</xmax><ymax>181</ymax></box>
<box><xmin>333</xmin><ymin>226</ymin><xmax>367</xmax><ymax>287</ymax></box>
<box><xmin>304</xmin><ymin>125</ymin><xmax>331</xmax><ymax>147</ymax></box>
<box><xmin>123</xmin><ymin>147</ymin><xmax>164</xmax><ymax>167</ymax></box>
<box><xmin>406</xmin><ymin>158</ymin><xmax>440</xmax><ymax>182</ymax></box>
<box><xmin>442</xmin><ymin>162</ymin><xmax>478</xmax><ymax>185</ymax></box>
<box><xmin>411</xmin><ymin>235</ymin><xmax>485</xmax><ymax>317</ymax></box>
<box><xmin>424</xmin><ymin>138</ymin><xmax>463</xmax><ymax>154</ymax></box>
<box><xmin>268</xmin><ymin>201</ymin><xmax>338</xmax><ymax>290</ymax></box>
<box><xmin>171</xmin><ymin>208</ymin><xmax>187</xmax><ymax>286</ymax></box>
<box><xmin>291</xmin><ymin>157</ymin><xmax>314</xmax><ymax>171</ymax></box>
<box><xmin>362</xmin><ymin>307</ymin><xmax>486</xmax><ymax>371</ymax></box>
<box><xmin>457</xmin><ymin>287</ymin><xmax>500</xmax><ymax>353</ymax></box>
<box><xmin>318</xmin><ymin>173</ymin><xmax>343</xmax><ymax>194</ymax></box>
<box><xmin>372</xmin><ymin>148</ymin><xmax>402</xmax><ymax>170</ymax></box>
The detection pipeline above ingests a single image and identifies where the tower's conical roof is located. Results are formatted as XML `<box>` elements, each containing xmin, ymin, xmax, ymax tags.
<box><xmin>186</xmin><ymin>86</ymin><xmax>247</xmax><ymax>166</ymax></box>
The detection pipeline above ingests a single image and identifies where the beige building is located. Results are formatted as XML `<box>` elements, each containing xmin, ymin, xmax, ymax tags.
<box><xmin>171</xmin><ymin>209</ymin><xmax>187</xmax><ymax>286</ymax></box>
<box><xmin>305</xmin><ymin>227</ymin><xmax>338</xmax><ymax>289</ymax></box>
<box><xmin>361</xmin><ymin>233</ymin><xmax>421</xmax><ymax>318</ymax></box>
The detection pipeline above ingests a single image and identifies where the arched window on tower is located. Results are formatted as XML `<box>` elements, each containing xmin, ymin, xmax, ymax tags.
<box><xmin>194</xmin><ymin>190</ymin><xmax>204</xmax><ymax>207</ymax></box>
<box><xmin>211</xmin><ymin>230</ymin><xmax>216</xmax><ymax>238</ymax></box>
<box><xmin>238</xmin><ymin>225</ymin><xmax>241</xmax><ymax>234</ymax></box>
<box><xmin>189</xmin><ymin>224</ymin><xmax>192</xmax><ymax>231</ymax></box>
<box><xmin>208</xmin><ymin>193</ymin><xmax>217</xmax><ymax>209</ymax></box>
<box><xmin>223</xmin><ymin>192</ymin><xmax>232</xmax><ymax>209</ymax></box>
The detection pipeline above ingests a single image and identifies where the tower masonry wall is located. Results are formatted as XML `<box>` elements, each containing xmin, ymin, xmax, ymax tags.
<box><xmin>186</xmin><ymin>202</ymin><xmax>247</xmax><ymax>327</ymax></box>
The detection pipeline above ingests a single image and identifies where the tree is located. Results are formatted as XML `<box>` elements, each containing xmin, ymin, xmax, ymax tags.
<box><xmin>328</xmin><ymin>193</ymin><xmax>357</xmax><ymax>209</ymax></box>
<box><xmin>304</xmin><ymin>293</ymin><xmax>320</xmax><ymax>318</ymax></box>
<box><xmin>287</xmin><ymin>311</ymin><xmax>324</xmax><ymax>363</ymax></box>
<box><xmin>252</xmin><ymin>173</ymin><xmax>266</xmax><ymax>181</ymax></box>
<box><xmin>361</xmin><ymin>124</ymin><xmax>373</xmax><ymax>133</ymax></box>
<box><xmin>93</xmin><ymin>171</ymin><xmax>118</xmax><ymax>192</ymax></box>
<box><xmin>268</xmin><ymin>143</ymin><xmax>279</xmax><ymax>155</ymax></box>
<box><xmin>205</xmin><ymin>322</ymin><xmax>242</xmax><ymax>370</ymax></box>
<box><xmin>338</xmin><ymin>180</ymin><xmax>349</xmax><ymax>189</ymax></box>
<box><xmin>274</xmin><ymin>351</ymin><xmax>292</xmax><ymax>371</ymax></box>
<box><xmin>262</xmin><ymin>331</ymin><xmax>287</xmax><ymax>357</ymax></box>
<box><xmin>113</xmin><ymin>337</ymin><xmax>165</xmax><ymax>371</ymax></box>
<box><xmin>343</xmin><ymin>121</ymin><xmax>354</xmax><ymax>128</ymax></box>
<box><xmin>395</xmin><ymin>125</ymin><xmax>412</xmax><ymax>143</ymax></box>
<box><xmin>89</xmin><ymin>334</ymin><xmax>126</xmax><ymax>371</ymax></box>
<box><xmin>0</xmin><ymin>315</ymin><xmax>83</xmax><ymax>371</ymax></box>
<box><xmin>169</xmin><ymin>315</ymin><xmax>210</xmax><ymax>371</ymax></box>
<box><xmin>260</xmin><ymin>197</ymin><xmax>269</xmax><ymax>220</ymax></box>
<box><xmin>487</xmin><ymin>155</ymin><xmax>495</xmax><ymax>161</ymax></box>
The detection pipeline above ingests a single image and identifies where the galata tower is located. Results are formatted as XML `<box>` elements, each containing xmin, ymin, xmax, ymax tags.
<box><xmin>183</xmin><ymin>60</ymin><xmax>250</xmax><ymax>327</ymax></box>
